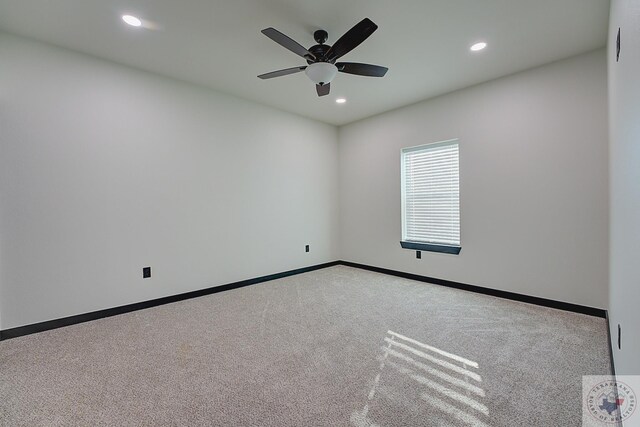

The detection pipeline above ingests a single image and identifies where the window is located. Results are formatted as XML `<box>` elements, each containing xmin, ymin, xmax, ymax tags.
<box><xmin>401</xmin><ymin>139</ymin><xmax>461</xmax><ymax>254</ymax></box>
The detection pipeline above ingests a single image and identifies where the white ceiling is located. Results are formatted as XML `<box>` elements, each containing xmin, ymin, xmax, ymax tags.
<box><xmin>0</xmin><ymin>0</ymin><xmax>609</xmax><ymax>125</ymax></box>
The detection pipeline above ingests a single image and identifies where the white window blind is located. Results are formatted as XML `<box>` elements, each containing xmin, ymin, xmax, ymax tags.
<box><xmin>401</xmin><ymin>140</ymin><xmax>460</xmax><ymax>246</ymax></box>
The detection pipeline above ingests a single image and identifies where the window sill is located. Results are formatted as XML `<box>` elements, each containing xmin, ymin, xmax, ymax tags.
<box><xmin>400</xmin><ymin>241</ymin><xmax>461</xmax><ymax>255</ymax></box>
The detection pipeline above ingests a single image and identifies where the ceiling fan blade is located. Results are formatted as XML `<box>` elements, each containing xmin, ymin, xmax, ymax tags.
<box><xmin>258</xmin><ymin>66</ymin><xmax>307</xmax><ymax>80</ymax></box>
<box><xmin>326</xmin><ymin>18</ymin><xmax>378</xmax><ymax>63</ymax></box>
<box><xmin>316</xmin><ymin>83</ymin><xmax>330</xmax><ymax>97</ymax></box>
<box><xmin>336</xmin><ymin>62</ymin><xmax>388</xmax><ymax>77</ymax></box>
<box><xmin>261</xmin><ymin>28</ymin><xmax>316</xmax><ymax>61</ymax></box>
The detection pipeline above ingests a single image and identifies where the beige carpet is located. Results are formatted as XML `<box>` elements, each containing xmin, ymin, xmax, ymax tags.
<box><xmin>0</xmin><ymin>266</ymin><xmax>611</xmax><ymax>426</ymax></box>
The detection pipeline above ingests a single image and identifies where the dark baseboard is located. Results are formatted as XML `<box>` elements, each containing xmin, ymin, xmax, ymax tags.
<box><xmin>605</xmin><ymin>311</ymin><xmax>616</xmax><ymax>376</ymax></box>
<box><xmin>0</xmin><ymin>261</ymin><xmax>340</xmax><ymax>341</ymax></box>
<box><xmin>0</xmin><ymin>259</ymin><xmax>609</xmax><ymax>343</ymax></box>
<box><xmin>338</xmin><ymin>261</ymin><xmax>607</xmax><ymax>318</ymax></box>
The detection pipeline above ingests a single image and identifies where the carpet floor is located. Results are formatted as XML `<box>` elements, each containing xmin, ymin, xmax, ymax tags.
<box><xmin>0</xmin><ymin>265</ymin><xmax>611</xmax><ymax>426</ymax></box>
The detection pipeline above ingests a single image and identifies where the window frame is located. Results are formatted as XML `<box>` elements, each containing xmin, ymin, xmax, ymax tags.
<box><xmin>400</xmin><ymin>139</ymin><xmax>461</xmax><ymax>255</ymax></box>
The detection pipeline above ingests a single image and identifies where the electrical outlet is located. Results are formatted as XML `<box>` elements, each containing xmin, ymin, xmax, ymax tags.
<box><xmin>143</xmin><ymin>267</ymin><xmax>151</xmax><ymax>279</ymax></box>
<box><xmin>305</xmin><ymin>244</ymin><xmax>310</xmax><ymax>253</ymax></box>
<box><xmin>616</xmin><ymin>27</ymin><xmax>621</xmax><ymax>62</ymax></box>
<box><xmin>618</xmin><ymin>324</ymin><xmax>621</xmax><ymax>350</ymax></box>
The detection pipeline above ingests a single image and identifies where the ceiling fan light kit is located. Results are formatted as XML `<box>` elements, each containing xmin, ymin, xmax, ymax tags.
<box><xmin>258</xmin><ymin>18</ymin><xmax>388</xmax><ymax>97</ymax></box>
<box><xmin>305</xmin><ymin>62</ymin><xmax>338</xmax><ymax>85</ymax></box>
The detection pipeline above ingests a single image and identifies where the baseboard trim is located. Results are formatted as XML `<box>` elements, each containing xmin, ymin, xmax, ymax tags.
<box><xmin>605</xmin><ymin>311</ymin><xmax>616</xmax><ymax>376</ymax></box>
<box><xmin>0</xmin><ymin>259</ymin><xmax>608</xmax><ymax>342</ymax></box>
<box><xmin>0</xmin><ymin>261</ymin><xmax>340</xmax><ymax>341</ymax></box>
<box><xmin>338</xmin><ymin>261</ymin><xmax>607</xmax><ymax>318</ymax></box>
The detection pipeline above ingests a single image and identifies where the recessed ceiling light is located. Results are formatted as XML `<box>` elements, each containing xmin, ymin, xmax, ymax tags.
<box><xmin>122</xmin><ymin>15</ymin><xmax>142</xmax><ymax>27</ymax></box>
<box><xmin>470</xmin><ymin>42</ymin><xmax>487</xmax><ymax>52</ymax></box>
<box><xmin>336</xmin><ymin>98</ymin><xmax>346</xmax><ymax>104</ymax></box>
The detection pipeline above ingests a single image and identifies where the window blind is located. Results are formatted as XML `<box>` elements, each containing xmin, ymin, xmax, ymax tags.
<box><xmin>402</xmin><ymin>140</ymin><xmax>460</xmax><ymax>246</ymax></box>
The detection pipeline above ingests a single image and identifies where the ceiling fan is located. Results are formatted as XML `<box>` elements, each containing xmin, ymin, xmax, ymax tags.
<box><xmin>258</xmin><ymin>18</ymin><xmax>388</xmax><ymax>97</ymax></box>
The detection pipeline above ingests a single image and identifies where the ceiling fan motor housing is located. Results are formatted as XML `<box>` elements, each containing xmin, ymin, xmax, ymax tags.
<box><xmin>307</xmin><ymin>44</ymin><xmax>331</xmax><ymax>64</ymax></box>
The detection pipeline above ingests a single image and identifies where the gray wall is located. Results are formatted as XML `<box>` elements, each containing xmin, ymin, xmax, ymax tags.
<box><xmin>338</xmin><ymin>50</ymin><xmax>609</xmax><ymax>309</ymax></box>
<box><xmin>0</xmin><ymin>34</ymin><xmax>339</xmax><ymax>329</ymax></box>
<box><xmin>609</xmin><ymin>0</ymin><xmax>640</xmax><ymax>375</ymax></box>
<box><xmin>0</xmin><ymin>33</ymin><xmax>611</xmax><ymax>333</ymax></box>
